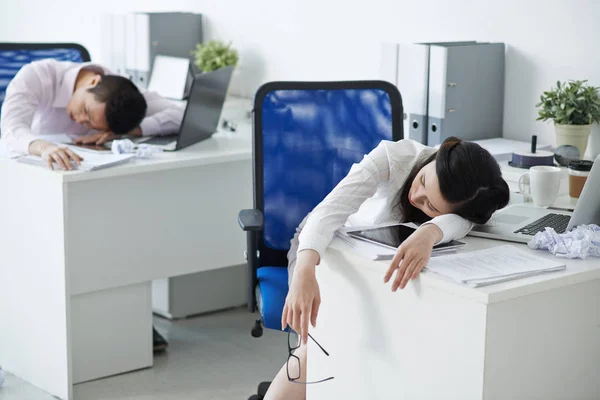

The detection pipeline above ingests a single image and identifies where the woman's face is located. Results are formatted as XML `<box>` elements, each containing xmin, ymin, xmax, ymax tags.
<box><xmin>408</xmin><ymin>161</ymin><xmax>454</xmax><ymax>218</ymax></box>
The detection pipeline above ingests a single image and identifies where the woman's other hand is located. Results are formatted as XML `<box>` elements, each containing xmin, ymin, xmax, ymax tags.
<box><xmin>383</xmin><ymin>224</ymin><xmax>442</xmax><ymax>291</ymax></box>
<box><xmin>281</xmin><ymin>249</ymin><xmax>321</xmax><ymax>345</ymax></box>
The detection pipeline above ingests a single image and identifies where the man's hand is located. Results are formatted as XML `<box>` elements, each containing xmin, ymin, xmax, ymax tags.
<box><xmin>29</xmin><ymin>140</ymin><xmax>83</xmax><ymax>171</ymax></box>
<box><xmin>74</xmin><ymin>131</ymin><xmax>118</xmax><ymax>146</ymax></box>
<box><xmin>74</xmin><ymin>127</ymin><xmax>142</xmax><ymax>146</ymax></box>
<box><xmin>383</xmin><ymin>224</ymin><xmax>443</xmax><ymax>291</ymax></box>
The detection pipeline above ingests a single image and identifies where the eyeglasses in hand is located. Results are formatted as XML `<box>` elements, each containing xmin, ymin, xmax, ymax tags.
<box><xmin>287</xmin><ymin>329</ymin><xmax>334</xmax><ymax>384</ymax></box>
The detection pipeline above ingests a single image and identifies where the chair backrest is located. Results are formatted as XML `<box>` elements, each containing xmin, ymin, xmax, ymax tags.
<box><xmin>253</xmin><ymin>81</ymin><xmax>403</xmax><ymax>268</ymax></box>
<box><xmin>0</xmin><ymin>43</ymin><xmax>91</xmax><ymax>118</ymax></box>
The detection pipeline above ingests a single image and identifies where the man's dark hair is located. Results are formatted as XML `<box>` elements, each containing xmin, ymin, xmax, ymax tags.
<box><xmin>88</xmin><ymin>75</ymin><xmax>147</xmax><ymax>134</ymax></box>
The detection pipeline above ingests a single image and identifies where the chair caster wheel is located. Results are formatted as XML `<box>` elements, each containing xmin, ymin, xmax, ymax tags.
<box><xmin>251</xmin><ymin>319</ymin><xmax>263</xmax><ymax>338</ymax></box>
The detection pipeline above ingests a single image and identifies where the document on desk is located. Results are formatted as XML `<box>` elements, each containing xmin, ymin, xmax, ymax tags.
<box><xmin>17</xmin><ymin>151</ymin><xmax>134</xmax><ymax>171</ymax></box>
<box><xmin>0</xmin><ymin>141</ymin><xmax>21</xmax><ymax>159</ymax></box>
<box><xmin>425</xmin><ymin>245</ymin><xmax>566</xmax><ymax>287</ymax></box>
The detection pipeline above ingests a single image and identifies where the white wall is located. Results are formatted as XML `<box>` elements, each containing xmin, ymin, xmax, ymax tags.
<box><xmin>1</xmin><ymin>0</ymin><xmax>599</xmax><ymax>146</ymax></box>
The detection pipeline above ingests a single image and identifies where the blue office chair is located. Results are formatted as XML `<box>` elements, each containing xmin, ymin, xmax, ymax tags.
<box><xmin>239</xmin><ymin>80</ymin><xmax>403</xmax><ymax>399</ymax></box>
<box><xmin>0</xmin><ymin>42</ymin><xmax>91</xmax><ymax>125</ymax></box>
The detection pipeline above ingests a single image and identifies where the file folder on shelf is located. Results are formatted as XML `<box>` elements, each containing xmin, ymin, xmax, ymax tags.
<box><xmin>103</xmin><ymin>12</ymin><xmax>203</xmax><ymax>89</ymax></box>
<box><xmin>380</xmin><ymin>41</ymin><xmax>505</xmax><ymax>146</ymax></box>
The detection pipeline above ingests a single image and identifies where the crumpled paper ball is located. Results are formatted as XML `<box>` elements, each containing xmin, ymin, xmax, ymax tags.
<box><xmin>528</xmin><ymin>224</ymin><xmax>600</xmax><ymax>259</ymax></box>
<box><xmin>111</xmin><ymin>139</ymin><xmax>162</xmax><ymax>159</ymax></box>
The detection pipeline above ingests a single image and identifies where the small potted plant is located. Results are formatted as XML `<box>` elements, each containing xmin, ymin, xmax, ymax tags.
<box><xmin>191</xmin><ymin>40</ymin><xmax>239</xmax><ymax>73</ymax></box>
<box><xmin>536</xmin><ymin>80</ymin><xmax>600</xmax><ymax>156</ymax></box>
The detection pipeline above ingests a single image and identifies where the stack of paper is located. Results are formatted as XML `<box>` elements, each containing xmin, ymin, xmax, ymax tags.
<box><xmin>425</xmin><ymin>245</ymin><xmax>566</xmax><ymax>287</ymax></box>
<box><xmin>18</xmin><ymin>151</ymin><xmax>134</xmax><ymax>171</ymax></box>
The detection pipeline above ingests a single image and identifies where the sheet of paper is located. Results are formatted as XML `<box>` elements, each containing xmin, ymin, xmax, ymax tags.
<box><xmin>18</xmin><ymin>151</ymin><xmax>133</xmax><ymax>171</ymax></box>
<box><xmin>425</xmin><ymin>245</ymin><xmax>566</xmax><ymax>283</ymax></box>
<box><xmin>0</xmin><ymin>141</ymin><xmax>21</xmax><ymax>159</ymax></box>
<box><xmin>464</xmin><ymin>266</ymin><xmax>566</xmax><ymax>287</ymax></box>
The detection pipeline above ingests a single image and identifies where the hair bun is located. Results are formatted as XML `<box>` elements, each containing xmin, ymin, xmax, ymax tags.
<box><xmin>436</xmin><ymin>139</ymin><xmax>511</xmax><ymax>226</ymax></box>
<box><xmin>440</xmin><ymin>136</ymin><xmax>462</xmax><ymax>152</ymax></box>
<box><xmin>469</xmin><ymin>179</ymin><xmax>510</xmax><ymax>224</ymax></box>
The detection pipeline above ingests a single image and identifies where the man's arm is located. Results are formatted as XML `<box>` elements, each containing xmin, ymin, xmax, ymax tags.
<box><xmin>0</xmin><ymin>64</ymin><xmax>50</xmax><ymax>154</ymax></box>
<box><xmin>74</xmin><ymin>89</ymin><xmax>184</xmax><ymax>145</ymax></box>
<box><xmin>1</xmin><ymin>63</ymin><xmax>83</xmax><ymax>169</ymax></box>
<box><xmin>138</xmin><ymin>91</ymin><xmax>185</xmax><ymax>136</ymax></box>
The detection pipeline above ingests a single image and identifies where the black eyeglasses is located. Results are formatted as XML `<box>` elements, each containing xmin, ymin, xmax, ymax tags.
<box><xmin>287</xmin><ymin>329</ymin><xmax>335</xmax><ymax>384</ymax></box>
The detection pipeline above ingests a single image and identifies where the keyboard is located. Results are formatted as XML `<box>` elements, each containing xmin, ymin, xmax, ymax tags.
<box><xmin>514</xmin><ymin>213</ymin><xmax>571</xmax><ymax>236</ymax></box>
<box><xmin>141</xmin><ymin>135</ymin><xmax>177</xmax><ymax>145</ymax></box>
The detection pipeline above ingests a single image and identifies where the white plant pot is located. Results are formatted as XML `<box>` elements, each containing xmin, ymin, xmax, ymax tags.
<box><xmin>585</xmin><ymin>124</ymin><xmax>600</xmax><ymax>159</ymax></box>
<box><xmin>554</xmin><ymin>124</ymin><xmax>592</xmax><ymax>157</ymax></box>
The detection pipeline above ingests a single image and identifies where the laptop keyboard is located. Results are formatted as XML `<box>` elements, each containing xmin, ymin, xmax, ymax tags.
<box><xmin>142</xmin><ymin>135</ymin><xmax>177</xmax><ymax>145</ymax></box>
<box><xmin>514</xmin><ymin>213</ymin><xmax>571</xmax><ymax>236</ymax></box>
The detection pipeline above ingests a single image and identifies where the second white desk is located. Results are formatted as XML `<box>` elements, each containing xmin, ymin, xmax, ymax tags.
<box><xmin>307</xmin><ymin>236</ymin><xmax>600</xmax><ymax>400</ymax></box>
<box><xmin>0</xmin><ymin>128</ymin><xmax>252</xmax><ymax>400</ymax></box>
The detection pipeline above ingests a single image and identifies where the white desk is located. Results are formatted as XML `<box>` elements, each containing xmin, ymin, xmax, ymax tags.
<box><xmin>307</xmin><ymin>236</ymin><xmax>600</xmax><ymax>400</ymax></box>
<box><xmin>0</xmin><ymin>127</ymin><xmax>252</xmax><ymax>400</ymax></box>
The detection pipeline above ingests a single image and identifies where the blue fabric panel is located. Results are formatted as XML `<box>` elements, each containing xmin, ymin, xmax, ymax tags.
<box><xmin>260</xmin><ymin>88</ymin><xmax>394</xmax><ymax>250</ymax></box>
<box><xmin>0</xmin><ymin>48</ymin><xmax>86</xmax><ymax>116</ymax></box>
<box><xmin>257</xmin><ymin>266</ymin><xmax>289</xmax><ymax>330</ymax></box>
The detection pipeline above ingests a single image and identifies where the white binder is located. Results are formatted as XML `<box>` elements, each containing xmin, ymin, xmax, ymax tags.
<box><xmin>379</xmin><ymin>41</ymin><xmax>505</xmax><ymax>146</ymax></box>
<box><xmin>397</xmin><ymin>43</ymin><xmax>430</xmax><ymax>144</ymax></box>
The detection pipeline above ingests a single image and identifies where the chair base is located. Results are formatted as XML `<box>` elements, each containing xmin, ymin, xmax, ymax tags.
<box><xmin>248</xmin><ymin>381</ymin><xmax>271</xmax><ymax>399</ymax></box>
<box><xmin>251</xmin><ymin>318</ymin><xmax>264</xmax><ymax>338</ymax></box>
<box><xmin>258</xmin><ymin>381</ymin><xmax>271</xmax><ymax>396</ymax></box>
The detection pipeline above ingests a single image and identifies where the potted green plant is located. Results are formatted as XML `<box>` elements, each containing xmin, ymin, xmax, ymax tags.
<box><xmin>191</xmin><ymin>40</ymin><xmax>239</xmax><ymax>73</ymax></box>
<box><xmin>536</xmin><ymin>80</ymin><xmax>600</xmax><ymax>156</ymax></box>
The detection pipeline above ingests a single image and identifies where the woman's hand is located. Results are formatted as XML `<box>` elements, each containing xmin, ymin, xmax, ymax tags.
<box><xmin>383</xmin><ymin>224</ymin><xmax>442</xmax><ymax>291</ymax></box>
<box><xmin>282</xmin><ymin>250</ymin><xmax>321</xmax><ymax>345</ymax></box>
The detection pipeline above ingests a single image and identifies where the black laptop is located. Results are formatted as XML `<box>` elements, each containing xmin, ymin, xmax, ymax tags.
<box><xmin>138</xmin><ymin>65</ymin><xmax>234</xmax><ymax>151</ymax></box>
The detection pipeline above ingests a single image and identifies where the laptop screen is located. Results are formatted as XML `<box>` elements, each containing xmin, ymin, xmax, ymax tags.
<box><xmin>176</xmin><ymin>65</ymin><xmax>234</xmax><ymax>150</ymax></box>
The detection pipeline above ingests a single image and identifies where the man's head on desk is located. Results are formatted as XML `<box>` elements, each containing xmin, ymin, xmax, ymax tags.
<box><xmin>66</xmin><ymin>69</ymin><xmax>147</xmax><ymax>135</ymax></box>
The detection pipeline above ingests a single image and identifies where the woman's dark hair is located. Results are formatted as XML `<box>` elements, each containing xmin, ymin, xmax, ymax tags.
<box><xmin>397</xmin><ymin>137</ymin><xmax>510</xmax><ymax>225</ymax></box>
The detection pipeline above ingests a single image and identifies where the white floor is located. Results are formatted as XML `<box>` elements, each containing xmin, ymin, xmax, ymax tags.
<box><xmin>0</xmin><ymin>308</ymin><xmax>285</xmax><ymax>400</ymax></box>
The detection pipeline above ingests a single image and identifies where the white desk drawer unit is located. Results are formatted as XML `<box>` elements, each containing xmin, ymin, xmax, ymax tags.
<box><xmin>308</xmin><ymin>236</ymin><xmax>600</xmax><ymax>400</ymax></box>
<box><xmin>0</xmin><ymin>125</ymin><xmax>252</xmax><ymax>400</ymax></box>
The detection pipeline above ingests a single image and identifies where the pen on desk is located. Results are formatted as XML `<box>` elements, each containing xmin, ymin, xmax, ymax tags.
<box><xmin>548</xmin><ymin>206</ymin><xmax>575</xmax><ymax>212</ymax></box>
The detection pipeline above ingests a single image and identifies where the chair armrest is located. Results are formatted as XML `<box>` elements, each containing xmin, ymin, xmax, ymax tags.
<box><xmin>238</xmin><ymin>209</ymin><xmax>264</xmax><ymax>231</ymax></box>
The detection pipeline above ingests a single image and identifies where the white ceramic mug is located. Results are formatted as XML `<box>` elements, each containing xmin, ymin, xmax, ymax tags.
<box><xmin>518</xmin><ymin>166</ymin><xmax>562</xmax><ymax>207</ymax></box>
